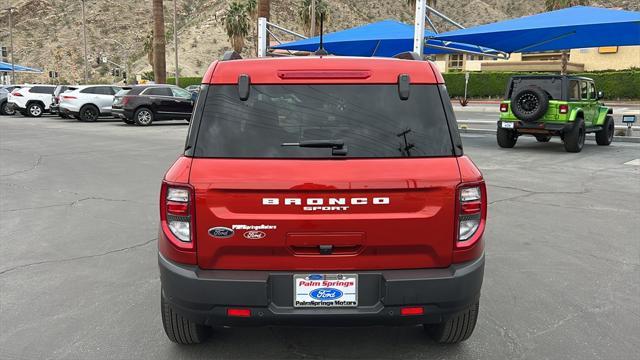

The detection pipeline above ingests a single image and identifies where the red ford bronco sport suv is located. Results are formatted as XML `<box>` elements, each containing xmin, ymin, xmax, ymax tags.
<box><xmin>159</xmin><ymin>52</ymin><xmax>486</xmax><ymax>345</ymax></box>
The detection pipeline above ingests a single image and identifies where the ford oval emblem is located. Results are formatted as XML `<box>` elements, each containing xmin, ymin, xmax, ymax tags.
<box><xmin>208</xmin><ymin>227</ymin><xmax>234</xmax><ymax>238</ymax></box>
<box><xmin>309</xmin><ymin>288</ymin><xmax>343</xmax><ymax>301</ymax></box>
<box><xmin>243</xmin><ymin>230</ymin><xmax>266</xmax><ymax>239</ymax></box>
<box><xmin>307</xmin><ymin>274</ymin><xmax>323</xmax><ymax>280</ymax></box>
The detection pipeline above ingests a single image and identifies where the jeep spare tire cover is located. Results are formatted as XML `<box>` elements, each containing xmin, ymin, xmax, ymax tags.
<box><xmin>511</xmin><ymin>85</ymin><xmax>550</xmax><ymax>122</ymax></box>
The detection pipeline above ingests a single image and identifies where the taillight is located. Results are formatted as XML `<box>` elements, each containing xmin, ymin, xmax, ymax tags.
<box><xmin>122</xmin><ymin>96</ymin><xmax>131</xmax><ymax>106</ymax></box>
<box><xmin>160</xmin><ymin>182</ymin><xmax>195</xmax><ymax>250</ymax></box>
<box><xmin>500</xmin><ymin>103</ymin><xmax>509</xmax><ymax>112</ymax></box>
<box><xmin>456</xmin><ymin>183</ymin><xmax>486</xmax><ymax>249</ymax></box>
<box><xmin>62</xmin><ymin>95</ymin><xmax>77</xmax><ymax>100</ymax></box>
<box><xmin>559</xmin><ymin>104</ymin><xmax>569</xmax><ymax>114</ymax></box>
<box><xmin>12</xmin><ymin>92</ymin><xmax>23</xmax><ymax>97</ymax></box>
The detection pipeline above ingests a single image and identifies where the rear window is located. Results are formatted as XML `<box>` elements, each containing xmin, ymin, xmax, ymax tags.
<box><xmin>509</xmin><ymin>78</ymin><xmax>562</xmax><ymax>100</ymax></box>
<box><xmin>30</xmin><ymin>86</ymin><xmax>55</xmax><ymax>94</ymax></box>
<box><xmin>194</xmin><ymin>85</ymin><xmax>454</xmax><ymax>158</ymax></box>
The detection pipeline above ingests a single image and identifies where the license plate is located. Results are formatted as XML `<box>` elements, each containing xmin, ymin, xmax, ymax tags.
<box><xmin>501</xmin><ymin>122</ymin><xmax>515</xmax><ymax>129</ymax></box>
<box><xmin>294</xmin><ymin>274</ymin><xmax>358</xmax><ymax>308</ymax></box>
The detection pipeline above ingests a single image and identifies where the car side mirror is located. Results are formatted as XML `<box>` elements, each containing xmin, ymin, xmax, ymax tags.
<box><xmin>597</xmin><ymin>91</ymin><xmax>604</xmax><ymax>100</ymax></box>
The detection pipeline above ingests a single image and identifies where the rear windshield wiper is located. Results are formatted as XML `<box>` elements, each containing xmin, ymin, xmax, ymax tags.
<box><xmin>282</xmin><ymin>139</ymin><xmax>347</xmax><ymax>156</ymax></box>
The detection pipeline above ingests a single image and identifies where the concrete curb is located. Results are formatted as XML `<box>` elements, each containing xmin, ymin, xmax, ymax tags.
<box><xmin>458</xmin><ymin>127</ymin><xmax>640</xmax><ymax>143</ymax></box>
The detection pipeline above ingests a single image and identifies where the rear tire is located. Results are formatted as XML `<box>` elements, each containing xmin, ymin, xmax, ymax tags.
<box><xmin>27</xmin><ymin>102</ymin><xmax>44</xmax><ymax>117</ymax></box>
<box><xmin>134</xmin><ymin>107</ymin><xmax>153</xmax><ymax>126</ymax></box>
<box><xmin>161</xmin><ymin>293</ymin><xmax>210</xmax><ymax>344</ymax></box>
<box><xmin>563</xmin><ymin>118</ymin><xmax>585</xmax><ymax>153</ymax></box>
<box><xmin>535</xmin><ymin>135</ymin><xmax>551</xmax><ymax>142</ymax></box>
<box><xmin>497</xmin><ymin>127</ymin><xmax>517</xmax><ymax>148</ymax></box>
<box><xmin>79</xmin><ymin>105</ymin><xmax>99</xmax><ymax>122</ymax></box>
<box><xmin>425</xmin><ymin>301</ymin><xmax>479</xmax><ymax>344</ymax></box>
<box><xmin>595</xmin><ymin>115</ymin><xmax>614</xmax><ymax>146</ymax></box>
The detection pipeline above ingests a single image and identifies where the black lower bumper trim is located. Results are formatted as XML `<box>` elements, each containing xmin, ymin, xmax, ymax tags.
<box><xmin>159</xmin><ymin>253</ymin><xmax>484</xmax><ymax>327</ymax></box>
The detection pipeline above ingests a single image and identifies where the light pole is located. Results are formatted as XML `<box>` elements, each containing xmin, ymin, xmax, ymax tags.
<box><xmin>5</xmin><ymin>7</ymin><xmax>16</xmax><ymax>84</ymax></box>
<box><xmin>80</xmin><ymin>0</ymin><xmax>88</xmax><ymax>84</ymax></box>
<box><xmin>173</xmin><ymin>0</ymin><xmax>179</xmax><ymax>86</ymax></box>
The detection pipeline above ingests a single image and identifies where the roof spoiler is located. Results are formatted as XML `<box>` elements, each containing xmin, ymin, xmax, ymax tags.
<box><xmin>392</xmin><ymin>52</ymin><xmax>423</xmax><ymax>61</ymax></box>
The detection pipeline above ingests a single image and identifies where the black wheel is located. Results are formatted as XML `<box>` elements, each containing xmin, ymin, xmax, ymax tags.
<box><xmin>1</xmin><ymin>101</ymin><xmax>14</xmax><ymax>115</ymax></box>
<box><xmin>595</xmin><ymin>115</ymin><xmax>614</xmax><ymax>146</ymax></box>
<box><xmin>79</xmin><ymin>105</ymin><xmax>99</xmax><ymax>122</ymax></box>
<box><xmin>563</xmin><ymin>118</ymin><xmax>585</xmax><ymax>153</ymax></box>
<box><xmin>27</xmin><ymin>102</ymin><xmax>44</xmax><ymax>117</ymax></box>
<box><xmin>510</xmin><ymin>86</ymin><xmax>549</xmax><ymax>122</ymax></box>
<box><xmin>161</xmin><ymin>293</ymin><xmax>210</xmax><ymax>344</ymax></box>
<box><xmin>134</xmin><ymin>107</ymin><xmax>153</xmax><ymax>126</ymax></box>
<box><xmin>497</xmin><ymin>127</ymin><xmax>517</xmax><ymax>148</ymax></box>
<box><xmin>425</xmin><ymin>301</ymin><xmax>479</xmax><ymax>344</ymax></box>
<box><xmin>535</xmin><ymin>135</ymin><xmax>552</xmax><ymax>142</ymax></box>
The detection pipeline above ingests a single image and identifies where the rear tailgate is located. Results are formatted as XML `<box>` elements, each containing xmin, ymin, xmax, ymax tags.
<box><xmin>191</xmin><ymin>158</ymin><xmax>460</xmax><ymax>271</ymax></box>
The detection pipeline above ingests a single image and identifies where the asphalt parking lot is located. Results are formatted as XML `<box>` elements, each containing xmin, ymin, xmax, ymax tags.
<box><xmin>1</xmin><ymin>115</ymin><xmax>639</xmax><ymax>360</ymax></box>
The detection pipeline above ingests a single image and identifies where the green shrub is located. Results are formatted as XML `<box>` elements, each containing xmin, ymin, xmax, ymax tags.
<box><xmin>166</xmin><ymin>77</ymin><xmax>203</xmax><ymax>88</ymax></box>
<box><xmin>443</xmin><ymin>70</ymin><xmax>640</xmax><ymax>100</ymax></box>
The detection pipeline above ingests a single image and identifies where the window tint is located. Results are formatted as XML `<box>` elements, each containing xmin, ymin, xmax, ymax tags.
<box><xmin>569</xmin><ymin>80</ymin><xmax>580</xmax><ymax>100</ymax></box>
<box><xmin>588</xmin><ymin>82</ymin><xmax>596</xmax><ymax>100</ymax></box>
<box><xmin>80</xmin><ymin>87</ymin><xmax>97</xmax><ymax>94</ymax></box>
<box><xmin>580</xmin><ymin>81</ymin><xmax>589</xmax><ymax>100</ymax></box>
<box><xmin>145</xmin><ymin>87</ymin><xmax>173</xmax><ymax>96</ymax></box>
<box><xmin>30</xmin><ymin>86</ymin><xmax>55</xmax><ymax>94</ymax></box>
<box><xmin>510</xmin><ymin>78</ymin><xmax>562</xmax><ymax>100</ymax></box>
<box><xmin>194</xmin><ymin>85</ymin><xmax>454</xmax><ymax>158</ymax></box>
<box><xmin>115</xmin><ymin>89</ymin><xmax>130</xmax><ymax>96</ymax></box>
<box><xmin>171</xmin><ymin>87</ymin><xmax>192</xmax><ymax>99</ymax></box>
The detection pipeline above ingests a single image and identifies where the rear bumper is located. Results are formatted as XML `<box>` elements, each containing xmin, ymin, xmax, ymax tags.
<box><xmin>498</xmin><ymin>120</ymin><xmax>575</xmax><ymax>134</ymax></box>
<box><xmin>159</xmin><ymin>253</ymin><xmax>484</xmax><ymax>327</ymax></box>
<box><xmin>112</xmin><ymin>108</ymin><xmax>133</xmax><ymax>120</ymax></box>
<box><xmin>59</xmin><ymin>107</ymin><xmax>79</xmax><ymax>117</ymax></box>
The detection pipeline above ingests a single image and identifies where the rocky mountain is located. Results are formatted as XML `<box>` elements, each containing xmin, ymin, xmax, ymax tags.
<box><xmin>1</xmin><ymin>0</ymin><xmax>637</xmax><ymax>83</ymax></box>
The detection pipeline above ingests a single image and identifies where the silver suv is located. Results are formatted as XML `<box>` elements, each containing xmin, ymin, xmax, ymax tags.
<box><xmin>58</xmin><ymin>85</ymin><xmax>121</xmax><ymax>122</ymax></box>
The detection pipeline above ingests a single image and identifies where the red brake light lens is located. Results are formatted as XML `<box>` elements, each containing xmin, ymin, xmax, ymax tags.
<box><xmin>400</xmin><ymin>307</ymin><xmax>424</xmax><ymax>316</ymax></box>
<box><xmin>559</xmin><ymin>104</ymin><xmax>569</xmax><ymax>114</ymax></box>
<box><xmin>500</xmin><ymin>103</ymin><xmax>509</xmax><ymax>112</ymax></box>
<box><xmin>277</xmin><ymin>70</ymin><xmax>371</xmax><ymax>80</ymax></box>
<box><xmin>62</xmin><ymin>95</ymin><xmax>77</xmax><ymax>100</ymax></box>
<box><xmin>122</xmin><ymin>96</ymin><xmax>131</xmax><ymax>106</ymax></box>
<box><xmin>12</xmin><ymin>92</ymin><xmax>23</xmax><ymax>97</ymax></box>
<box><xmin>227</xmin><ymin>308</ymin><xmax>251</xmax><ymax>317</ymax></box>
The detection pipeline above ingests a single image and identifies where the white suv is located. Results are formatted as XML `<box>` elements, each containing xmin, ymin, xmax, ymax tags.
<box><xmin>8</xmin><ymin>85</ymin><xmax>56</xmax><ymax>117</ymax></box>
<box><xmin>59</xmin><ymin>85</ymin><xmax>121</xmax><ymax>122</ymax></box>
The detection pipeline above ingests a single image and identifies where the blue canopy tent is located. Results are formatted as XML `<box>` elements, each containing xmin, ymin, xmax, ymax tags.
<box><xmin>271</xmin><ymin>20</ymin><xmax>503</xmax><ymax>57</ymax></box>
<box><xmin>0</xmin><ymin>61</ymin><xmax>43</xmax><ymax>73</ymax></box>
<box><xmin>432</xmin><ymin>6</ymin><xmax>640</xmax><ymax>53</ymax></box>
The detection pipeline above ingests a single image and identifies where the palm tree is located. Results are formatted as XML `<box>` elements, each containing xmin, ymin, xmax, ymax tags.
<box><xmin>246</xmin><ymin>0</ymin><xmax>258</xmax><ymax>20</ymax></box>
<box><xmin>544</xmin><ymin>0</ymin><xmax>589</xmax><ymax>74</ymax></box>
<box><xmin>152</xmin><ymin>0</ymin><xmax>166</xmax><ymax>83</ymax></box>
<box><xmin>258</xmin><ymin>0</ymin><xmax>270</xmax><ymax>20</ymax></box>
<box><xmin>222</xmin><ymin>2</ymin><xmax>250</xmax><ymax>53</ymax></box>
<box><xmin>299</xmin><ymin>0</ymin><xmax>329</xmax><ymax>36</ymax></box>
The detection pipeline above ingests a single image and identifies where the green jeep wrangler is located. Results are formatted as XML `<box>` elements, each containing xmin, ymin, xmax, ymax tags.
<box><xmin>498</xmin><ymin>75</ymin><xmax>614</xmax><ymax>153</ymax></box>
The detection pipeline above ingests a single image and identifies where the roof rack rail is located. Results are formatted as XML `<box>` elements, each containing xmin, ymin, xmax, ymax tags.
<box><xmin>222</xmin><ymin>51</ymin><xmax>243</xmax><ymax>61</ymax></box>
<box><xmin>392</xmin><ymin>52</ymin><xmax>423</xmax><ymax>61</ymax></box>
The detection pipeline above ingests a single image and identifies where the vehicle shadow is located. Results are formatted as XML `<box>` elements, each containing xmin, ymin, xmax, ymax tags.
<box><xmin>162</xmin><ymin>326</ymin><xmax>474</xmax><ymax>359</ymax></box>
